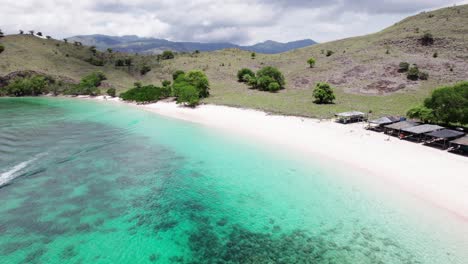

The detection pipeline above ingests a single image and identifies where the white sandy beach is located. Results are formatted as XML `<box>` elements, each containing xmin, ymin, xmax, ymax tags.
<box><xmin>91</xmin><ymin>96</ymin><xmax>468</xmax><ymax>221</ymax></box>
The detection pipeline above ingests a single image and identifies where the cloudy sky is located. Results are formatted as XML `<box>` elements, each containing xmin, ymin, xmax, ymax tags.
<box><xmin>1</xmin><ymin>0</ymin><xmax>467</xmax><ymax>44</ymax></box>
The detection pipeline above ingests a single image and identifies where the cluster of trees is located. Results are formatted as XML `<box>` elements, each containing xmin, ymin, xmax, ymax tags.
<box><xmin>120</xmin><ymin>70</ymin><xmax>210</xmax><ymax>106</ymax></box>
<box><xmin>64</xmin><ymin>72</ymin><xmax>107</xmax><ymax>96</ymax></box>
<box><xmin>237</xmin><ymin>66</ymin><xmax>285</xmax><ymax>92</ymax></box>
<box><xmin>172</xmin><ymin>70</ymin><xmax>210</xmax><ymax>106</ymax></box>
<box><xmin>120</xmin><ymin>82</ymin><xmax>170</xmax><ymax>103</ymax></box>
<box><xmin>407</xmin><ymin>82</ymin><xmax>468</xmax><ymax>125</ymax></box>
<box><xmin>399</xmin><ymin>62</ymin><xmax>429</xmax><ymax>81</ymax></box>
<box><xmin>3</xmin><ymin>75</ymin><xmax>50</xmax><ymax>96</ymax></box>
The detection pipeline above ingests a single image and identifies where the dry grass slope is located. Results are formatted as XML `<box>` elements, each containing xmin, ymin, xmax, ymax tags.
<box><xmin>1</xmin><ymin>4</ymin><xmax>467</xmax><ymax>118</ymax></box>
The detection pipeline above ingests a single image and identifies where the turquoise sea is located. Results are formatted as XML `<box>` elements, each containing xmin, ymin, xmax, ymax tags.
<box><xmin>0</xmin><ymin>97</ymin><xmax>467</xmax><ymax>264</ymax></box>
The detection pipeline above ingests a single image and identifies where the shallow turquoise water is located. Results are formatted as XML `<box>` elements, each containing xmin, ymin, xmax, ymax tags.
<box><xmin>0</xmin><ymin>97</ymin><xmax>467</xmax><ymax>264</ymax></box>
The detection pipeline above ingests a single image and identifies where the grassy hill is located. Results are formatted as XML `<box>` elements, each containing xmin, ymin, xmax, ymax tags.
<box><xmin>1</xmin><ymin>4</ymin><xmax>468</xmax><ymax>118</ymax></box>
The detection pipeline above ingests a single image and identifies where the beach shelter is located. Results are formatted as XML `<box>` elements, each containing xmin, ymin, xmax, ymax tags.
<box><xmin>384</xmin><ymin>120</ymin><xmax>419</xmax><ymax>136</ymax></box>
<box><xmin>450</xmin><ymin>135</ymin><xmax>468</xmax><ymax>154</ymax></box>
<box><xmin>335</xmin><ymin>111</ymin><xmax>366</xmax><ymax>124</ymax></box>
<box><xmin>425</xmin><ymin>129</ymin><xmax>465</xmax><ymax>148</ymax></box>
<box><xmin>368</xmin><ymin>116</ymin><xmax>404</xmax><ymax>131</ymax></box>
<box><xmin>400</xmin><ymin>124</ymin><xmax>444</xmax><ymax>141</ymax></box>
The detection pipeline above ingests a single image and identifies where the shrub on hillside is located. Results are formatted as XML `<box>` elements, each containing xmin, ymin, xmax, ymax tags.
<box><xmin>407</xmin><ymin>65</ymin><xmax>420</xmax><ymax>80</ymax></box>
<box><xmin>115</xmin><ymin>59</ymin><xmax>125</xmax><ymax>67</ymax></box>
<box><xmin>307</xmin><ymin>57</ymin><xmax>316</xmax><ymax>68</ymax></box>
<box><xmin>313</xmin><ymin>82</ymin><xmax>336</xmax><ymax>104</ymax></box>
<box><xmin>237</xmin><ymin>68</ymin><xmax>255</xmax><ymax>82</ymax></box>
<box><xmin>407</xmin><ymin>82</ymin><xmax>468</xmax><ymax>125</ymax></box>
<box><xmin>161</xmin><ymin>50</ymin><xmax>175</xmax><ymax>60</ymax></box>
<box><xmin>140</xmin><ymin>65</ymin><xmax>151</xmax><ymax>75</ymax></box>
<box><xmin>107</xmin><ymin>88</ymin><xmax>116</xmax><ymax>97</ymax></box>
<box><xmin>0</xmin><ymin>44</ymin><xmax>4</xmax><ymax>54</ymax></box>
<box><xmin>420</xmin><ymin>33</ymin><xmax>434</xmax><ymax>46</ymax></box>
<box><xmin>85</xmin><ymin>57</ymin><xmax>104</xmax><ymax>66</ymax></box>
<box><xmin>326</xmin><ymin>50</ymin><xmax>334</xmax><ymax>57</ymax></box>
<box><xmin>398</xmin><ymin>62</ymin><xmax>410</xmax><ymax>72</ymax></box>
<box><xmin>418</xmin><ymin>71</ymin><xmax>429</xmax><ymax>80</ymax></box>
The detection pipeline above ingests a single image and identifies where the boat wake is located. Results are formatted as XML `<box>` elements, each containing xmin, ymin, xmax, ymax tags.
<box><xmin>0</xmin><ymin>153</ymin><xmax>46</xmax><ymax>187</ymax></box>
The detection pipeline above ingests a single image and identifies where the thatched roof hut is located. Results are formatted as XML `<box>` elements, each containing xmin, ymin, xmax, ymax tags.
<box><xmin>401</xmin><ymin>124</ymin><xmax>444</xmax><ymax>135</ymax></box>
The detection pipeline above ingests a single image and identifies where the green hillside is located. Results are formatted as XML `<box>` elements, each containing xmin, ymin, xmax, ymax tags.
<box><xmin>1</xmin><ymin>5</ymin><xmax>468</xmax><ymax>118</ymax></box>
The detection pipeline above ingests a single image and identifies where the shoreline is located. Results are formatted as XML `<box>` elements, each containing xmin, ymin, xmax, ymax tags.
<box><xmin>81</xmin><ymin>96</ymin><xmax>468</xmax><ymax>221</ymax></box>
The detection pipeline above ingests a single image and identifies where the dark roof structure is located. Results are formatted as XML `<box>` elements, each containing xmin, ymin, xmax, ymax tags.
<box><xmin>426</xmin><ymin>129</ymin><xmax>465</xmax><ymax>139</ymax></box>
<box><xmin>402</xmin><ymin>124</ymin><xmax>443</xmax><ymax>135</ymax></box>
<box><xmin>369</xmin><ymin>116</ymin><xmax>403</xmax><ymax>125</ymax></box>
<box><xmin>451</xmin><ymin>135</ymin><xmax>468</xmax><ymax>146</ymax></box>
<box><xmin>384</xmin><ymin>121</ymin><xmax>419</xmax><ymax>130</ymax></box>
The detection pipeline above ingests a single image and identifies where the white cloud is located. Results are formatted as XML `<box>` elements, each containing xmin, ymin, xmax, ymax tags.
<box><xmin>0</xmin><ymin>0</ymin><xmax>465</xmax><ymax>44</ymax></box>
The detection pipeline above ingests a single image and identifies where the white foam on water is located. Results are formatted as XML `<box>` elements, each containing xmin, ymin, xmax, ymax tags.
<box><xmin>0</xmin><ymin>153</ymin><xmax>46</xmax><ymax>187</ymax></box>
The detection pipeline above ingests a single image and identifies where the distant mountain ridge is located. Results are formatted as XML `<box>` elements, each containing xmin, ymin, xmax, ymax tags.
<box><xmin>67</xmin><ymin>35</ymin><xmax>317</xmax><ymax>54</ymax></box>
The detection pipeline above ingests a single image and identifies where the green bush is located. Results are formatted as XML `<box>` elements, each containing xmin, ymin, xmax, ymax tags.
<box><xmin>407</xmin><ymin>106</ymin><xmax>434</xmax><ymax>123</ymax></box>
<box><xmin>85</xmin><ymin>57</ymin><xmax>104</xmax><ymax>66</ymax></box>
<box><xmin>0</xmin><ymin>44</ymin><xmax>4</xmax><ymax>54</ymax></box>
<box><xmin>268</xmin><ymin>82</ymin><xmax>281</xmax><ymax>92</ymax></box>
<box><xmin>256</xmin><ymin>76</ymin><xmax>275</xmax><ymax>91</ymax></box>
<box><xmin>140</xmin><ymin>65</ymin><xmax>151</xmax><ymax>75</ymax></box>
<box><xmin>6</xmin><ymin>76</ymin><xmax>49</xmax><ymax>96</ymax></box>
<box><xmin>398</xmin><ymin>62</ymin><xmax>410</xmax><ymax>72</ymax></box>
<box><xmin>64</xmin><ymin>72</ymin><xmax>106</xmax><ymax>96</ymax></box>
<box><xmin>424</xmin><ymin>82</ymin><xmax>468</xmax><ymax>124</ymax></box>
<box><xmin>185</xmin><ymin>70</ymin><xmax>210</xmax><ymax>98</ymax></box>
<box><xmin>162</xmin><ymin>80</ymin><xmax>171</xmax><ymax>87</ymax></box>
<box><xmin>177</xmin><ymin>85</ymin><xmax>200</xmax><ymax>107</ymax></box>
<box><xmin>107</xmin><ymin>88</ymin><xmax>116</xmax><ymax>97</ymax></box>
<box><xmin>237</xmin><ymin>68</ymin><xmax>255</xmax><ymax>82</ymax></box>
<box><xmin>115</xmin><ymin>59</ymin><xmax>125</xmax><ymax>67</ymax></box>
<box><xmin>307</xmin><ymin>57</ymin><xmax>316</xmax><ymax>68</ymax></box>
<box><xmin>407</xmin><ymin>65</ymin><xmax>420</xmax><ymax>80</ymax></box>
<box><xmin>256</xmin><ymin>66</ymin><xmax>285</xmax><ymax>89</ymax></box>
<box><xmin>120</xmin><ymin>84</ymin><xmax>167</xmax><ymax>103</ymax></box>
<box><xmin>172</xmin><ymin>70</ymin><xmax>185</xmax><ymax>81</ymax></box>
<box><xmin>161</xmin><ymin>50</ymin><xmax>175</xmax><ymax>60</ymax></box>
<box><xmin>313</xmin><ymin>82</ymin><xmax>336</xmax><ymax>104</ymax></box>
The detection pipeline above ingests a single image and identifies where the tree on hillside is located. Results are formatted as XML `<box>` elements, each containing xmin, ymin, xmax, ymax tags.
<box><xmin>161</xmin><ymin>50</ymin><xmax>175</xmax><ymax>60</ymax></box>
<box><xmin>29</xmin><ymin>30</ymin><xmax>34</xmax><ymax>35</ymax></box>
<box><xmin>313</xmin><ymin>82</ymin><xmax>336</xmax><ymax>104</ymax></box>
<box><xmin>19</xmin><ymin>30</ymin><xmax>24</xmax><ymax>34</ymax></box>
<box><xmin>89</xmin><ymin>46</ymin><xmax>97</xmax><ymax>55</ymax></box>
<box><xmin>251</xmin><ymin>52</ymin><xmax>256</xmax><ymax>59</ymax></box>
<box><xmin>115</xmin><ymin>59</ymin><xmax>124</xmax><ymax>67</ymax></box>
<box><xmin>407</xmin><ymin>82</ymin><xmax>468</xmax><ymax>125</ymax></box>
<box><xmin>140</xmin><ymin>65</ymin><xmax>151</xmax><ymax>75</ymax></box>
<box><xmin>177</xmin><ymin>85</ymin><xmax>200</xmax><ymax>107</ymax></box>
<box><xmin>46</xmin><ymin>36</ymin><xmax>52</xmax><ymax>39</ymax></box>
<box><xmin>107</xmin><ymin>48</ymin><xmax>113</xmax><ymax>53</ymax></box>
<box><xmin>326</xmin><ymin>50</ymin><xmax>334</xmax><ymax>57</ymax></box>
<box><xmin>237</xmin><ymin>68</ymin><xmax>255</xmax><ymax>82</ymax></box>
<box><xmin>307</xmin><ymin>57</ymin><xmax>316</xmax><ymax>68</ymax></box>
<box><xmin>36</xmin><ymin>32</ymin><xmax>43</xmax><ymax>37</ymax></box>
<box><xmin>185</xmin><ymin>70</ymin><xmax>210</xmax><ymax>98</ymax></box>
<box><xmin>63</xmin><ymin>38</ymin><xmax>68</xmax><ymax>43</ymax></box>
<box><xmin>0</xmin><ymin>44</ymin><xmax>5</xmax><ymax>54</ymax></box>
<box><xmin>0</xmin><ymin>29</ymin><xmax>4</xmax><ymax>38</ymax></box>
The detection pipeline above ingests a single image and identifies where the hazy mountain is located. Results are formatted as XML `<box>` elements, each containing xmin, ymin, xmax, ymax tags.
<box><xmin>67</xmin><ymin>35</ymin><xmax>317</xmax><ymax>54</ymax></box>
